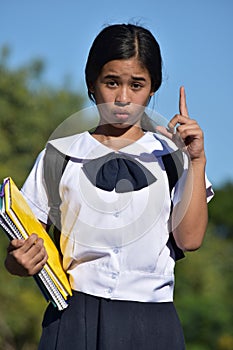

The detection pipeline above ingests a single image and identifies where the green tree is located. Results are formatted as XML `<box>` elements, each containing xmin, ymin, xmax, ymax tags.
<box><xmin>208</xmin><ymin>182</ymin><xmax>233</xmax><ymax>239</ymax></box>
<box><xmin>0</xmin><ymin>47</ymin><xmax>85</xmax><ymax>349</ymax></box>
<box><xmin>173</xmin><ymin>174</ymin><xmax>233</xmax><ymax>350</ymax></box>
<box><xmin>0</xmin><ymin>46</ymin><xmax>85</xmax><ymax>186</ymax></box>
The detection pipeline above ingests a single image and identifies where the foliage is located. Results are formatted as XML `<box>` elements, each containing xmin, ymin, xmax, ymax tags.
<box><xmin>175</xmin><ymin>226</ymin><xmax>233</xmax><ymax>349</ymax></box>
<box><xmin>174</xmin><ymin>183</ymin><xmax>233</xmax><ymax>349</ymax></box>
<box><xmin>0</xmin><ymin>46</ymin><xmax>85</xmax><ymax>187</ymax></box>
<box><xmin>0</xmin><ymin>47</ymin><xmax>232</xmax><ymax>349</ymax></box>
<box><xmin>0</xmin><ymin>47</ymin><xmax>85</xmax><ymax>349</ymax></box>
<box><xmin>0</xmin><ymin>235</ymin><xmax>47</xmax><ymax>349</ymax></box>
<box><xmin>208</xmin><ymin>182</ymin><xmax>233</xmax><ymax>239</ymax></box>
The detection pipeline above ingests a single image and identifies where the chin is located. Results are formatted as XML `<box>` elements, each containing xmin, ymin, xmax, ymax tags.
<box><xmin>112</xmin><ymin>122</ymin><xmax>132</xmax><ymax>129</ymax></box>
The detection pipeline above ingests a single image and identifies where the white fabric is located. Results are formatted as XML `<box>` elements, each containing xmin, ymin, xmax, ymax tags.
<box><xmin>21</xmin><ymin>131</ymin><xmax>214</xmax><ymax>302</ymax></box>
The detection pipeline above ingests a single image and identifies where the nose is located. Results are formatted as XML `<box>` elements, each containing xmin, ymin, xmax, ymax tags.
<box><xmin>115</xmin><ymin>86</ymin><xmax>131</xmax><ymax>106</ymax></box>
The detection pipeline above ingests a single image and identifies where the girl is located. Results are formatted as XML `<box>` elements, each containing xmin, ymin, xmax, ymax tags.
<box><xmin>5</xmin><ymin>24</ymin><xmax>213</xmax><ymax>349</ymax></box>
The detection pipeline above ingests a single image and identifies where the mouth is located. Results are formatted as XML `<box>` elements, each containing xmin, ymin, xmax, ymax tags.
<box><xmin>113</xmin><ymin>110</ymin><xmax>130</xmax><ymax>121</ymax></box>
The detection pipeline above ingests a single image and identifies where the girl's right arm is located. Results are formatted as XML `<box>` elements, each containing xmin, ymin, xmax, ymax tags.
<box><xmin>5</xmin><ymin>233</ymin><xmax>48</xmax><ymax>277</ymax></box>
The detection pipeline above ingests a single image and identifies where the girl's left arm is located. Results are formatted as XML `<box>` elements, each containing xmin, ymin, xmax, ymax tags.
<box><xmin>170</xmin><ymin>87</ymin><xmax>208</xmax><ymax>251</ymax></box>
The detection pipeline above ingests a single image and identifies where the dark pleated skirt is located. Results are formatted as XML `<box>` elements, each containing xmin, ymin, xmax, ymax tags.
<box><xmin>38</xmin><ymin>291</ymin><xmax>185</xmax><ymax>350</ymax></box>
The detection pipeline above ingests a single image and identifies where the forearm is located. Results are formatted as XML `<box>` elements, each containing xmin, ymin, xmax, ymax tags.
<box><xmin>172</xmin><ymin>156</ymin><xmax>208</xmax><ymax>251</ymax></box>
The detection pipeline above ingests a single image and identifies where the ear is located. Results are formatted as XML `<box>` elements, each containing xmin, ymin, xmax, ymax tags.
<box><xmin>89</xmin><ymin>83</ymin><xmax>95</xmax><ymax>94</ymax></box>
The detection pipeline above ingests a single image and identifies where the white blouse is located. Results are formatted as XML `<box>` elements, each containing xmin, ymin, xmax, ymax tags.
<box><xmin>21</xmin><ymin>131</ymin><xmax>214</xmax><ymax>303</ymax></box>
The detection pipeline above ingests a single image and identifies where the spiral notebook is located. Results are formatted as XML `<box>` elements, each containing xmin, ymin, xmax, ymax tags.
<box><xmin>0</xmin><ymin>177</ymin><xmax>72</xmax><ymax>310</ymax></box>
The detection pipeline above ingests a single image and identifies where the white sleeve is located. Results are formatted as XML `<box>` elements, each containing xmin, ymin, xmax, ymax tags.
<box><xmin>171</xmin><ymin>153</ymin><xmax>214</xmax><ymax>207</ymax></box>
<box><xmin>205</xmin><ymin>175</ymin><xmax>215</xmax><ymax>203</ymax></box>
<box><xmin>21</xmin><ymin>149</ymin><xmax>49</xmax><ymax>224</ymax></box>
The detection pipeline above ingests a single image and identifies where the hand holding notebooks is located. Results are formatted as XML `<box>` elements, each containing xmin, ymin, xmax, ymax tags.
<box><xmin>0</xmin><ymin>177</ymin><xmax>72</xmax><ymax>310</ymax></box>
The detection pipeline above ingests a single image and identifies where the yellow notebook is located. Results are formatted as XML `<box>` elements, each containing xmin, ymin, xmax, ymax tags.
<box><xmin>0</xmin><ymin>177</ymin><xmax>72</xmax><ymax>310</ymax></box>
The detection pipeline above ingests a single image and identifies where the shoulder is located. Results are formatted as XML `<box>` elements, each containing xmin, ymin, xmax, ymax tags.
<box><xmin>47</xmin><ymin>131</ymin><xmax>90</xmax><ymax>157</ymax></box>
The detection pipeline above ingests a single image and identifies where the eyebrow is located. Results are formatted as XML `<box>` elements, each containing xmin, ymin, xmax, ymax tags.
<box><xmin>103</xmin><ymin>74</ymin><xmax>146</xmax><ymax>82</ymax></box>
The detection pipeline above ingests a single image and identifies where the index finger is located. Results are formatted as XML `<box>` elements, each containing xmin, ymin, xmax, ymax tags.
<box><xmin>179</xmin><ymin>86</ymin><xmax>189</xmax><ymax>117</ymax></box>
<box><xmin>7</xmin><ymin>239</ymin><xmax>25</xmax><ymax>252</ymax></box>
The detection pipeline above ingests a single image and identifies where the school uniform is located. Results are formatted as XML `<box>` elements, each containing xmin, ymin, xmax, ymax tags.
<box><xmin>21</xmin><ymin>131</ymin><xmax>214</xmax><ymax>349</ymax></box>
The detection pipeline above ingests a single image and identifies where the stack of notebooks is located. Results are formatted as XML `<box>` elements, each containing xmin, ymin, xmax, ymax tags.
<box><xmin>0</xmin><ymin>177</ymin><xmax>72</xmax><ymax>310</ymax></box>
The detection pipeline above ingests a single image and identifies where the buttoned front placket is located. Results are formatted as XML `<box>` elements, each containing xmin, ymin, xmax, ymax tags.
<box><xmin>105</xmin><ymin>247</ymin><xmax>121</xmax><ymax>297</ymax></box>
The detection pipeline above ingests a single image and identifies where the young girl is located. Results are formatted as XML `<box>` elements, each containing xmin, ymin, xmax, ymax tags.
<box><xmin>5</xmin><ymin>24</ymin><xmax>213</xmax><ymax>349</ymax></box>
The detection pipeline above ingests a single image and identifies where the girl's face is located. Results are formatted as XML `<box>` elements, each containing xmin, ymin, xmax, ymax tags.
<box><xmin>91</xmin><ymin>57</ymin><xmax>154</xmax><ymax>128</ymax></box>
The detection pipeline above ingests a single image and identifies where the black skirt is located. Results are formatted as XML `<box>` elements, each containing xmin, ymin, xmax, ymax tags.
<box><xmin>38</xmin><ymin>291</ymin><xmax>185</xmax><ymax>350</ymax></box>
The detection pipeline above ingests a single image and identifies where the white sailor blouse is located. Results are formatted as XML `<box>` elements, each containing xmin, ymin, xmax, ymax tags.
<box><xmin>21</xmin><ymin>131</ymin><xmax>214</xmax><ymax>303</ymax></box>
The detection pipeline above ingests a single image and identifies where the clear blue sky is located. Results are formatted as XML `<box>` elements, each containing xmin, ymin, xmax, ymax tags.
<box><xmin>1</xmin><ymin>0</ymin><xmax>233</xmax><ymax>188</ymax></box>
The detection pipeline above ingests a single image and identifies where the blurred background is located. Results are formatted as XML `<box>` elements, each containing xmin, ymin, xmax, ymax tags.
<box><xmin>0</xmin><ymin>1</ymin><xmax>232</xmax><ymax>349</ymax></box>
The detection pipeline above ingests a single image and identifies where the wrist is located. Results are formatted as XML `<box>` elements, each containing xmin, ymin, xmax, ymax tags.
<box><xmin>190</xmin><ymin>152</ymin><xmax>206</xmax><ymax>167</ymax></box>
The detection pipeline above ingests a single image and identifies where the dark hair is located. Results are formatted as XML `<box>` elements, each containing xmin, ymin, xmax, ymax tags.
<box><xmin>85</xmin><ymin>24</ymin><xmax>162</xmax><ymax>102</ymax></box>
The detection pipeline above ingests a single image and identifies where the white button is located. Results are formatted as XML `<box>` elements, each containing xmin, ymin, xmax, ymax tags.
<box><xmin>114</xmin><ymin>212</ymin><xmax>119</xmax><ymax>217</ymax></box>
<box><xmin>111</xmin><ymin>272</ymin><xmax>118</xmax><ymax>279</ymax></box>
<box><xmin>107</xmin><ymin>287</ymin><xmax>112</xmax><ymax>294</ymax></box>
<box><xmin>113</xmin><ymin>248</ymin><xmax>119</xmax><ymax>254</ymax></box>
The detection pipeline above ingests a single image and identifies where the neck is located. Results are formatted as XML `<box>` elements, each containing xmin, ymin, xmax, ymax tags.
<box><xmin>91</xmin><ymin>124</ymin><xmax>144</xmax><ymax>151</ymax></box>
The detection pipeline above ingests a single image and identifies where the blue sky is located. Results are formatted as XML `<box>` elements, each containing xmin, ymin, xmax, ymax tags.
<box><xmin>1</xmin><ymin>0</ymin><xmax>233</xmax><ymax>188</ymax></box>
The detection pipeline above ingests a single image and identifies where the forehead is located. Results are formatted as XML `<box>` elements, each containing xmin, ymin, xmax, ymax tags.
<box><xmin>100</xmin><ymin>58</ymin><xmax>150</xmax><ymax>78</ymax></box>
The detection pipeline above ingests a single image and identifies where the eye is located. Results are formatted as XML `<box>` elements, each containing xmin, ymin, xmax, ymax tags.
<box><xmin>131</xmin><ymin>82</ymin><xmax>143</xmax><ymax>90</ymax></box>
<box><xmin>106</xmin><ymin>80</ymin><xmax>118</xmax><ymax>88</ymax></box>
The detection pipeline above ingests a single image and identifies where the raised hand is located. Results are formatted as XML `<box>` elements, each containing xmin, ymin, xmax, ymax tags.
<box><xmin>156</xmin><ymin>86</ymin><xmax>206</xmax><ymax>162</ymax></box>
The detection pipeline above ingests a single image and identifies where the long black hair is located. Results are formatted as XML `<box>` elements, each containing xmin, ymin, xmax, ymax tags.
<box><xmin>85</xmin><ymin>24</ymin><xmax>162</xmax><ymax>103</ymax></box>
